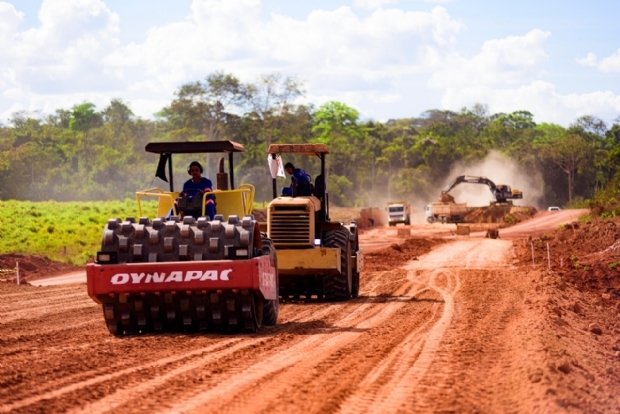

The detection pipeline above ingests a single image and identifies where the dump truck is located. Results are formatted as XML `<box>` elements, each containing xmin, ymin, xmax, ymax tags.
<box><xmin>267</xmin><ymin>143</ymin><xmax>363</xmax><ymax>301</ymax></box>
<box><xmin>86</xmin><ymin>141</ymin><xmax>278</xmax><ymax>335</ymax></box>
<box><xmin>386</xmin><ymin>201</ymin><xmax>411</xmax><ymax>226</ymax></box>
<box><xmin>425</xmin><ymin>202</ymin><xmax>468</xmax><ymax>223</ymax></box>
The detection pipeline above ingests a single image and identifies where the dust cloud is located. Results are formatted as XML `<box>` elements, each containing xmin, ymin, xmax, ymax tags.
<box><xmin>444</xmin><ymin>151</ymin><xmax>544</xmax><ymax>208</ymax></box>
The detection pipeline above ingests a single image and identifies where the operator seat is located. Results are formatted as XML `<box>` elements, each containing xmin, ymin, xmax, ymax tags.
<box><xmin>313</xmin><ymin>174</ymin><xmax>325</xmax><ymax>199</ymax></box>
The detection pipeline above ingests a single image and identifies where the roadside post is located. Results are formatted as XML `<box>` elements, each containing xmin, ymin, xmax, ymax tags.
<box><xmin>531</xmin><ymin>242</ymin><xmax>535</xmax><ymax>268</ymax></box>
<box><xmin>546</xmin><ymin>243</ymin><xmax>551</xmax><ymax>270</ymax></box>
<box><xmin>16</xmin><ymin>262</ymin><xmax>20</xmax><ymax>285</ymax></box>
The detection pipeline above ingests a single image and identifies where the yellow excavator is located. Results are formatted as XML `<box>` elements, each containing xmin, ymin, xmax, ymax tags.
<box><xmin>440</xmin><ymin>175</ymin><xmax>523</xmax><ymax>205</ymax></box>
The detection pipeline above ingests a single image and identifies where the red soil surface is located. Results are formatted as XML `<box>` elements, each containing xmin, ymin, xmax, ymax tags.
<box><xmin>0</xmin><ymin>253</ymin><xmax>79</xmax><ymax>283</ymax></box>
<box><xmin>1</xmin><ymin>209</ymin><xmax>619</xmax><ymax>413</ymax></box>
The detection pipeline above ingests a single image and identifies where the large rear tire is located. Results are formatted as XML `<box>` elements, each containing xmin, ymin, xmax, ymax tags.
<box><xmin>351</xmin><ymin>259</ymin><xmax>360</xmax><ymax>299</ymax></box>
<box><xmin>350</xmin><ymin>223</ymin><xmax>360</xmax><ymax>299</ymax></box>
<box><xmin>261</xmin><ymin>236</ymin><xmax>279</xmax><ymax>325</ymax></box>
<box><xmin>323</xmin><ymin>227</ymin><xmax>352</xmax><ymax>301</ymax></box>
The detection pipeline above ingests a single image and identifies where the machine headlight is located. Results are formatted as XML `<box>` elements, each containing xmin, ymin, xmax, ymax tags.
<box><xmin>96</xmin><ymin>251</ymin><xmax>118</xmax><ymax>264</ymax></box>
<box><xmin>227</xmin><ymin>247</ymin><xmax>249</xmax><ymax>259</ymax></box>
<box><xmin>236</xmin><ymin>249</ymin><xmax>248</xmax><ymax>257</ymax></box>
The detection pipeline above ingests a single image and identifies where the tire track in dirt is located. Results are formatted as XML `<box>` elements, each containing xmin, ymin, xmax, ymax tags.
<box><xmin>0</xmin><ymin>285</ymin><xmax>80</xmax><ymax>299</ymax></box>
<box><xmin>58</xmin><ymin>273</ymin><xmax>415</xmax><ymax>413</ymax></box>
<box><xmin>209</xmin><ymin>275</ymin><xmax>443</xmax><ymax>414</ymax></box>
<box><xmin>64</xmin><ymin>301</ymin><xmax>379</xmax><ymax>413</ymax></box>
<box><xmin>0</xmin><ymin>290</ymin><xmax>84</xmax><ymax>309</ymax></box>
<box><xmin>1</xmin><ymin>307</ymin><xmax>345</xmax><ymax>413</ymax></box>
<box><xmin>1</xmin><ymin>302</ymin><xmax>95</xmax><ymax>324</ymax></box>
<box><xmin>0</xmin><ymin>340</ymin><xmax>249</xmax><ymax>413</ymax></box>
<box><xmin>116</xmin><ymin>274</ymin><xmax>419</xmax><ymax>414</ymax></box>
<box><xmin>1</xmin><ymin>274</ymin><xmax>405</xmax><ymax>414</ymax></box>
<box><xmin>0</xmin><ymin>287</ymin><xmax>92</xmax><ymax>325</ymax></box>
<box><xmin>0</xmin><ymin>243</ymin><xmax>452</xmax><ymax>414</ymax></box>
<box><xmin>66</xmin><ymin>338</ymin><xmax>267</xmax><ymax>414</ymax></box>
<box><xmin>339</xmin><ymin>269</ymin><xmax>461</xmax><ymax>414</ymax></box>
<box><xmin>372</xmin><ymin>269</ymin><xmax>460</xmax><ymax>412</ymax></box>
<box><xmin>206</xmin><ymin>293</ymin><xmax>434</xmax><ymax>413</ymax></box>
<box><xmin>407</xmin><ymin>268</ymin><xmax>534</xmax><ymax>413</ymax></box>
<box><xmin>1</xmin><ymin>319</ymin><xmax>98</xmax><ymax>345</ymax></box>
<box><xmin>157</xmin><ymin>282</ymin><xmax>425</xmax><ymax>414</ymax></box>
<box><xmin>2</xmin><ymin>236</ymin><xmax>527</xmax><ymax>414</ymax></box>
<box><xmin>60</xmin><ymin>302</ymin><xmax>362</xmax><ymax>413</ymax></box>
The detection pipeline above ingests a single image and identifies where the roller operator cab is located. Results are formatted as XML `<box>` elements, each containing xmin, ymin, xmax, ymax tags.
<box><xmin>267</xmin><ymin>144</ymin><xmax>363</xmax><ymax>301</ymax></box>
<box><xmin>86</xmin><ymin>141</ymin><xmax>279</xmax><ymax>336</ymax></box>
<box><xmin>494</xmin><ymin>184</ymin><xmax>522</xmax><ymax>202</ymax></box>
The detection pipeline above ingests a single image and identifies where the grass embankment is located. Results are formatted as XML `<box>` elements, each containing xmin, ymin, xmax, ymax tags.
<box><xmin>0</xmin><ymin>200</ymin><xmax>157</xmax><ymax>265</ymax></box>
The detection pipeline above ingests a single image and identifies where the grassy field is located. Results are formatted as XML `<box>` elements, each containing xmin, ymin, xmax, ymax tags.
<box><xmin>0</xmin><ymin>199</ymin><xmax>157</xmax><ymax>265</ymax></box>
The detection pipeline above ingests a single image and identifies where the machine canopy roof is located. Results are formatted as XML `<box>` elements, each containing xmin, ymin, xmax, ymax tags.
<box><xmin>267</xmin><ymin>143</ymin><xmax>329</xmax><ymax>156</ymax></box>
<box><xmin>146</xmin><ymin>140</ymin><xmax>245</xmax><ymax>154</ymax></box>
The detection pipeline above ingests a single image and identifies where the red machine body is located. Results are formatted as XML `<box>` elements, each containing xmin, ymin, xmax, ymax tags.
<box><xmin>87</xmin><ymin>256</ymin><xmax>277</xmax><ymax>301</ymax></box>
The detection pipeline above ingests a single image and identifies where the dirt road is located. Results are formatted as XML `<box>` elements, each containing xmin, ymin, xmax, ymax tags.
<box><xmin>33</xmin><ymin>271</ymin><xmax>86</xmax><ymax>286</ymax></box>
<box><xmin>0</xmin><ymin>240</ymin><xmax>556</xmax><ymax>412</ymax></box>
<box><xmin>491</xmin><ymin>209</ymin><xmax>589</xmax><ymax>240</ymax></box>
<box><xmin>2</xmin><ymin>208</ymin><xmax>618</xmax><ymax>413</ymax></box>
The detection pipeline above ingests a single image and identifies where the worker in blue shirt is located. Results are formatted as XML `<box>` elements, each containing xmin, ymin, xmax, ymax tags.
<box><xmin>284</xmin><ymin>162</ymin><xmax>312</xmax><ymax>196</ymax></box>
<box><xmin>182</xmin><ymin>161</ymin><xmax>215</xmax><ymax>219</ymax></box>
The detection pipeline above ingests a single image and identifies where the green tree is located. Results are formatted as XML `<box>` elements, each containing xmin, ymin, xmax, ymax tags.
<box><xmin>244</xmin><ymin>73</ymin><xmax>304</xmax><ymax>148</ymax></box>
<box><xmin>312</xmin><ymin>101</ymin><xmax>364</xmax><ymax>143</ymax></box>
<box><xmin>538</xmin><ymin>132</ymin><xmax>592</xmax><ymax>202</ymax></box>
<box><xmin>103</xmin><ymin>99</ymin><xmax>134</xmax><ymax>136</ymax></box>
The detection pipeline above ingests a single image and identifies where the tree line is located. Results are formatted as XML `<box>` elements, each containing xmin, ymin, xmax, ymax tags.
<box><xmin>1</xmin><ymin>71</ymin><xmax>619</xmax><ymax>211</ymax></box>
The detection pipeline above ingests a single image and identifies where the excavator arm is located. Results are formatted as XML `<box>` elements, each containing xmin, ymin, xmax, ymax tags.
<box><xmin>440</xmin><ymin>175</ymin><xmax>522</xmax><ymax>203</ymax></box>
<box><xmin>441</xmin><ymin>175</ymin><xmax>497</xmax><ymax>194</ymax></box>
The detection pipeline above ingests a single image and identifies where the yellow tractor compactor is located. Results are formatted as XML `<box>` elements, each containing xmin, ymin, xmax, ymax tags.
<box><xmin>87</xmin><ymin>141</ymin><xmax>278</xmax><ymax>335</ymax></box>
<box><xmin>267</xmin><ymin>144</ymin><xmax>363</xmax><ymax>301</ymax></box>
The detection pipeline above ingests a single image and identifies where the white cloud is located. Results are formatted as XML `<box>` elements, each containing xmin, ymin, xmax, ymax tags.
<box><xmin>599</xmin><ymin>49</ymin><xmax>620</xmax><ymax>72</ymax></box>
<box><xmin>577</xmin><ymin>49</ymin><xmax>620</xmax><ymax>73</ymax></box>
<box><xmin>1</xmin><ymin>0</ymin><xmax>121</xmax><ymax>104</ymax></box>
<box><xmin>428</xmin><ymin>29</ymin><xmax>550</xmax><ymax>89</ymax></box>
<box><xmin>100</xmin><ymin>0</ymin><xmax>464</xmax><ymax>115</ymax></box>
<box><xmin>1</xmin><ymin>0</ymin><xmax>465</xmax><ymax>120</ymax></box>
<box><xmin>440</xmin><ymin>80</ymin><xmax>620</xmax><ymax>126</ymax></box>
<box><xmin>0</xmin><ymin>2</ymin><xmax>23</xmax><ymax>60</ymax></box>
<box><xmin>576</xmin><ymin>52</ymin><xmax>597</xmax><ymax>67</ymax></box>
<box><xmin>0</xmin><ymin>0</ymin><xmax>127</xmax><ymax>118</ymax></box>
<box><xmin>354</xmin><ymin>0</ymin><xmax>398</xmax><ymax>10</ymax></box>
<box><xmin>0</xmin><ymin>0</ymin><xmax>618</xmax><ymax>127</ymax></box>
<box><xmin>425</xmin><ymin>30</ymin><xmax>620</xmax><ymax>125</ymax></box>
<box><xmin>0</xmin><ymin>2</ymin><xmax>23</xmax><ymax>36</ymax></box>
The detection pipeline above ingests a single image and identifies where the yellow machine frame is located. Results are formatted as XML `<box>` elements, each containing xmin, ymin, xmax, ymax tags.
<box><xmin>136</xmin><ymin>185</ymin><xmax>255</xmax><ymax>220</ymax></box>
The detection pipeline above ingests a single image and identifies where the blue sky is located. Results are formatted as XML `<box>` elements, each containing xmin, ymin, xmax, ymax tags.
<box><xmin>1</xmin><ymin>0</ymin><xmax>619</xmax><ymax>126</ymax></box>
